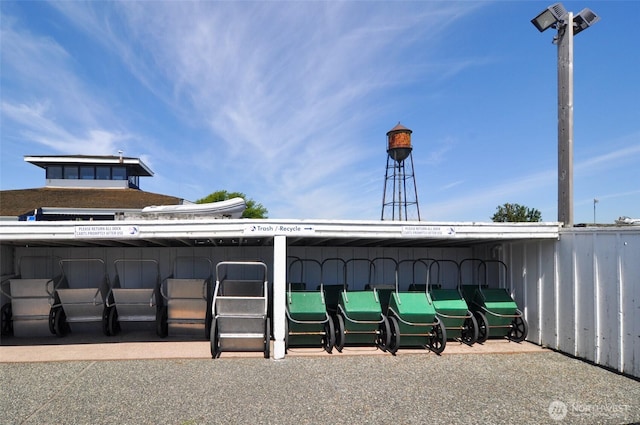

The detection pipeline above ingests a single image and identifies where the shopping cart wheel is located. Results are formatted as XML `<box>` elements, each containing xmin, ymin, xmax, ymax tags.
<box><xmin>210</xmin><ymin>318</ymin><xmax>220</xmax><ymax>359</ymax></box>
<box><xmin>284</xmin><ymin>320</ymin><xmax>289</xmax><ymax>354</ymax></box>
<box><xmin>377</xmin><ymin>315</ymin><xmax>391</xmax><ymax>352</ymax></box>
<box><xmin>205</xmin><ymin>282</ymin><xmax>213</xmax><ymax>340</ymax></box>
<box><xmin>461</xmin><ymin>314</ymin><xmax>479</xmax><ymax>346</ymax></box>
<box><xmin>53</xmin><ymin>307</ymin><xmax>70</xmax><ymax>337</ymax></box>
<box><xmin>474</xmin><ymin>311</ymin><xmax>488</xmax><ymax>344</ymax></box>
<box><xmin>387</xmin><ymin>315</ymin><xmax>400</xmax><ymax>355</ymax></box>
<box><xmin>102</xmin><ymin>306</ymin><xmax>112</xmax><ymax>336</ymax></box>
<box><xmin>322</xmin><ymin>317</ymin><xmax>335</xmax><ymax>354</ymax></box>
<box><xmin>429</xmin><ymin>317</ymin><xmax>446</xmax><ymax>355</ymax></box>
<box><xmin>1</xmin><ymin>303</ymin><xmax>13</xmax><ymax>337</ymax></box>
<box><xmin>49</xmin><ymin>306</ymin><xmax>57</xmax><ymax>334</ymax></box>
<box><xmin>156</xmin><ymin>306</ymin><xmax>168</xmax><ymax>338</ymax></box>
<box><xmin>108</xmin><ymin>306</ymin><xmax>120</xmax><ymax>336</ymax></box>
<box><xmin>334</xmin><ymin>314</ymin><xmax>345</xmax><ymax>352</ymax></box>
<box><xmin>508</xmin><ymin>310</ymin><xmax>528</xmax><ymax>343</ymax></box>
<box><xmin>264</xmin><ymin>318</ymin><xmax>271</xmax><ymax>359</ymax></box>
<box><xmin>204</xmin><ymin>312</ymin><xmax>212</xmax><ymax>341</ymax></box>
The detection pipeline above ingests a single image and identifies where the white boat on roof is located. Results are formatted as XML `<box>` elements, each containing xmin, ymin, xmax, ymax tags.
<box><xmin>141</xmin><ymin>197</ymin><xmax>246</xmax><ymax>219</ymax></box>
<box><xmin>615</xmin><ymin>216</ymin><xmax>640</xmax><ymax>225</ymax></box>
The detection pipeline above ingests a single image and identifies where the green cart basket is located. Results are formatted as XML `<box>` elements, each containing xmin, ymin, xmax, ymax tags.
<box><xmin>334</xmin><ymin>258</ymin><xmax>391</xmax><ymax>352</ymax></box>
<box><xmin>427</xmin><ymin>259</ymin><xmax>478</xmax><ymax>345</ymax></box>
<box><xmin>285</xmin><ymin>258</ymin><xmax>335</xmax><ymax>353</ymax></box>
<box><xmin>460</xmin><ymin>259</ymin><xmax>528</xmax><ymax>343</ymax></box>
<box><xmin>385</xmin><ymin>259</ymin><xmax>446</xmax><ymax>355</ymax></box>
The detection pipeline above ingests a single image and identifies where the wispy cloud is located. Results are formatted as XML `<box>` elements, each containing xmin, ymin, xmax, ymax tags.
<box><xmin>1</xmin><ymin>20</ymin><xmax>130</xmax><ymax>155</ymax></box>
<box><xmin>44</xmin><ymin>2</ymin><xmax>483</xmax><ymax>217</ymax></box>
<box><xmin>1</xmin><ymin>102</ymin><xmax>128</xmax><ymax>154</ymax></box>
<box><xmin>576</xmin><ymin>189</ymin><xmax>640</xmax><ymax>206</ymax></box>
<box><xmin>427</xmin><ymin>141</ymin><xmax>640</xmax><ymax>221</ymax></box>
<box><xmin>427</xmin><ymin>168</ymin><xmax>556</xmax><ymax>221</ymax></box>
<box><xmin>576</xmin><ymin>140</ymin><xmax>640</xmax><ymax>172</ymax></box>
<box><xmin>439</xmin><ymin>180</ymin><xmax>466</xmax><ymax>191</ymax></box>
<box><xmin>421</xmin><ymin>136</ymin><xmax>458</xmax><ymax>166</ymax></box>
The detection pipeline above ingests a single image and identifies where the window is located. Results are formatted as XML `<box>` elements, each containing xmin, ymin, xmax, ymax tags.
<box><xmin>47</xmin><ymin>166</ymin><xmax>63</xmax><ymax>179</ymax></box>
<box><xmin>112</xmin><ymin>166</ymin><xmax>127</xmax><ymax>180</ymax></box>
<box><xmin>128</xmin><ymin>175</ymin><xmax>140</xmax><ymax>188</ymax></box>
<box><xmin>96</xmin><ymin>166</ymin><xmax>110</xmax><ymax>180</ymax></box>
<box><xmin>80</xmin><ymin>166</ymin><xmax>95</xmax><ymax>179</ymax></box>
<box><xmin>63</xmin><ymin>166</ymin><xmax>79</xmax><ymax>179</ymax></box>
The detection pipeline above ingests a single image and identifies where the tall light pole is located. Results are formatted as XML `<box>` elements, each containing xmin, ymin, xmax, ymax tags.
<box><xmin>531</xmin><ymin>3</ymin><xmax>600</xmax><ymax>227</ymax></box>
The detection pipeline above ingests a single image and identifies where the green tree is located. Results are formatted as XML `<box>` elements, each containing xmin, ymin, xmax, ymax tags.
<box><xmin>196</xmin><ymin>190</ymin><xmax>268</xmax><ymax>218</ymax></box>
<box><xmin>491</xmin><ymin>203</ymin><xmax>542</xmax><ymax>222</ymax></box>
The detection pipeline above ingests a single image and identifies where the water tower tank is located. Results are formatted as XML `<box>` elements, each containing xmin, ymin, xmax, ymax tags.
<box><xmin>386</xmin><ymin>122</ymin><xmax>412</xmax><ymax>162</ymax></box>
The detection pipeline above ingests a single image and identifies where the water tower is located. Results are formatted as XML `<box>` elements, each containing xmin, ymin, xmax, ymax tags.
<box><xmin>381</xmin><ymin>122</ymin><xmax>421</xmax><ymax>221</ymax></box>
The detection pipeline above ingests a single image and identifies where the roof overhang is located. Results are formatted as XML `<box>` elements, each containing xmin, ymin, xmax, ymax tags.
<box><xmin>24</xmin><ymin>155</ymin><xmax>154</xmax><ymax>177</ymax></box>
<box><xmin>0</xmin><ymin>219</ymin><xmax>561</xmax><ymax>248</ymax></box>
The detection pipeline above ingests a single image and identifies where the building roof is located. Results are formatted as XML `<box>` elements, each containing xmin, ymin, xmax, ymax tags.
<box><xmin>0</xmin><ymin>188</ymin><xmax>183</xmax><ymax>217</ymax></box>
<box><xmin>24</xmin><ymin>155</ymin><xmax>154</xmax><ymax>176</ymax></box>
<box><xmin>387</xmin><ymin>122</ymin><xmax>412</xmax><ymax>135</ymax></box>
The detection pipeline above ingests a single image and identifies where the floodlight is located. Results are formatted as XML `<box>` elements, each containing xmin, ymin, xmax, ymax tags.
<box><xmin>531</xmin><ymin>2</ymin><xmax>568</xmax><ymax>32</ymax></box>
<box><xmin>573</xmin><ymin>8</ymin><xmax>600</xmax><ymax>36</ymax></box>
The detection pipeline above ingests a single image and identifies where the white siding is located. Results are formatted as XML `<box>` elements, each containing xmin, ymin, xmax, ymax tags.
<box><xmin>527</xmin><ymin>228</ymin><xmax>639</xmax><ymax>378</ymax></box>
<box><xmin>477</xmin><ymin>229</ymin><xmax>639</xmax><ymax>378</ymax></box>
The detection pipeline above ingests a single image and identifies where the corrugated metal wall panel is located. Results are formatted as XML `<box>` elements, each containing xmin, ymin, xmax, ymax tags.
<box><xmin>574</xmin><ymin>234</ymin><xmax>597</xmax><ymax>363</ymax></box>
<box><xmin>524</xmin><ymin>242</ymin><xmax>540</xmax><ymax>336</ymax></box>
<box><xmin>556</xmin><ymin>233</ymin><xmax>577</xmax><ymax>355</ymax></box>
<box><xmin>523</xmin><ymin>243</ymin><xmax>540</xmax><ymax>344</ymax></box>
<box><xmin>554</xmin><ymin>228</ymin><xmax>640</xmax><ymax>378</ymax></box>
<box><xmin>539</xmin><ymin>241</ymin><xmax>557</xmax><ymax>348</ymax></box>
<box><xmin>595</xmin><ymin>233</ymin><xmax>621</xmax><ymax>371</ymax></box>
<box><xmin>505</xmin><ymin>243</ymin><xmax>530</xmax><ymax>337</ymax></box>
<box><xmin>620</xmin><ymin>233</ymin><xmax>640</xmax><ymax>377</ymax></box>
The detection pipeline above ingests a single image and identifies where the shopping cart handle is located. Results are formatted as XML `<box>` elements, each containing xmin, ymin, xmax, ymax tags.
<box><xmin>92</xmin><ymin>288</ymin><xmax>102</xmax><ymax>305</ymax></box>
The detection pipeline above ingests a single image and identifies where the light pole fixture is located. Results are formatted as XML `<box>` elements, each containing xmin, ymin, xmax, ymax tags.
<box><xmin>593</xmin><ymin>198</ymin><xmax>599</xmax><ymax>224</ymax></box>
<box><xmin>531</xmin><ymin>3</ymin><xmax>568</xmax><ymax>32</ymax></box>
<box><xmin>531</xmin><ymin>3</ymin><xmax>600</xmax><ymax>227</ymax></box>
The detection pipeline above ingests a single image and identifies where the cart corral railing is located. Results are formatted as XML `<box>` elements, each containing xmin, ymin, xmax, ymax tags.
<box><xmin>494</xmin><ymin>226</ymin><xmax>640</xmax><ymax>379</ymax></box>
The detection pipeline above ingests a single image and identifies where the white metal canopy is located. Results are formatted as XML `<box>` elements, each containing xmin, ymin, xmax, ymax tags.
<box><xmin>0</xmin><ymin>219</ymin><xmax>560</xmax><ymax>248</ymax></box>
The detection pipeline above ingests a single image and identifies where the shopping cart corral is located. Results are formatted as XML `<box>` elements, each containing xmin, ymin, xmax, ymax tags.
<box><xmin>104</xmin><ymin>259</ymin><xmax>162</xmax><ymax>336</ymax></box>
<box><xmin>427</xmin><ymin>259</ymin><xmax>478</xmax><ymax>345</ymax></box>
<box><xmin>285</xmin><ymin>258</ymin><xmax>334</xmax><ymax>353</ymax></box>
<box><xmin>210</xmin><ymin>261</ymin><xmax>270</xmax><ymax>359</ymax></box>
<box><xmin>334</xmin><ymin>258</ymin><xmax>391</xmax><ymax>352</ymax></box>
<box><xmin>50</xmin><ymin>259</ymin><xmax>110</xmax><ymax>337</ymax></box>
<box><xmin>0</xmin><ymin>256</ymin><xmax>61</xmax><ymax>337</ymax></box>
<box><xmin>461</xmin><ymin>259</ymin><xmax>528</xmax><ymax>343</ymax></box>
<box><xmin>158</xmin><ymin>257</ymin><xmax>213</xmax><ymax>338</ymax></box>
<box><xmin>385</xmin><ymin>259</ymin><xmax>446</xmax><ymax>355</ymax></box>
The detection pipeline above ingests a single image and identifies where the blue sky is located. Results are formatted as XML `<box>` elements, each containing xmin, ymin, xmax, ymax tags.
<box><xmin>1</xmin><ymin>1</ymin><xmax>638</xmax><ymax>223</ymax></box>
